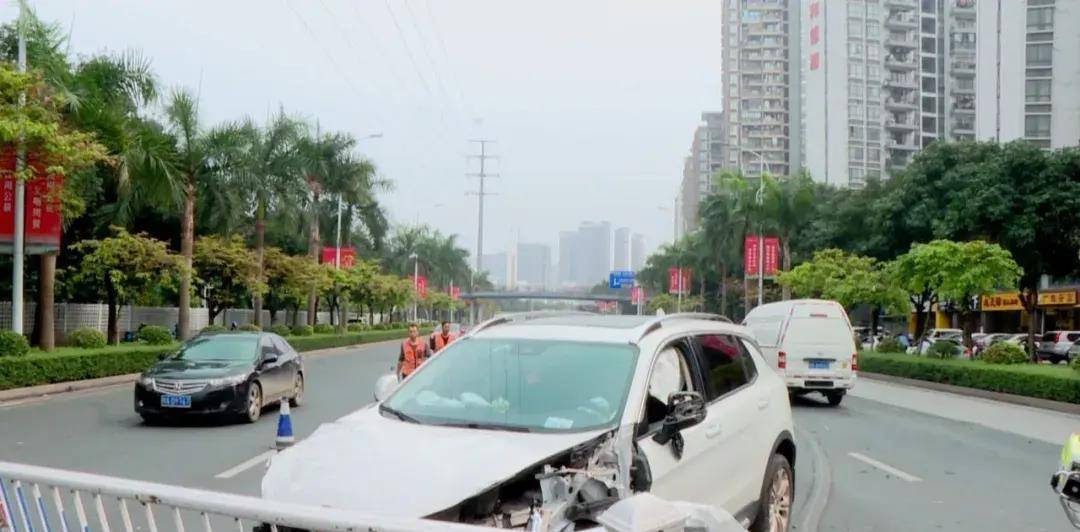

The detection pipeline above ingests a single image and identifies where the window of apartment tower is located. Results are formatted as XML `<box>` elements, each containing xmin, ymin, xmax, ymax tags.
<box><xmin>1025</xmin><ymin>115</ymin><xmax>1051</xmax><ymax>138</ymax></box>
<box><xmin>1027</xmin><ymin>7</ymin><xmax>1054</xmax><ymax>31</ymax></box>
<box><xmin>922</xmin><ymin>17</ymin><xmax>935</xmax><ymax>33</ymax></box>
<box><xmin>867</xmin><ymin>22</ymin><xmax>880</xmax><ymax>39</ymax></box>
<box><xmin>922</xmin><ymin>37</ymin><xmax>936</xmax><ymax>52</ymax></box>
<box><xmin>1026</xmin><ymin>79</ymin><xmax>1051</xmax><ymax>102</ymax></box>
<box><xmin>867</xmin><ymin>128</ymin><xmax>881</xmax><ymax>141</ymax></box>
<box><xmin>1026</xmin><ymin>43</ymin><xmax>1052</xmax><ymax>66</ymax></box>
<box><xmin>922</xmin><ymin>0</ymin><xmax>935</xmax><ymax>10</ymax></box>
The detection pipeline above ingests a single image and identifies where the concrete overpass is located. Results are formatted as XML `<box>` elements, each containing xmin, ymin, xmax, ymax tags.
<box><xmin>460</xmin><ymin>291</ymin><xmax>632</xmax><ymax>303</ymax></box>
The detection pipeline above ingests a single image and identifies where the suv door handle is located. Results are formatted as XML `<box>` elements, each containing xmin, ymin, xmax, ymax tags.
<box><xmin>757</xmin><ymin>398</ymin><xmax>770</xmax><ymax>411</ymax></box>
<box><xmin>705</xmin><ymin>423</ymin><xmax>723</xmax><ymax>439</ymax></box>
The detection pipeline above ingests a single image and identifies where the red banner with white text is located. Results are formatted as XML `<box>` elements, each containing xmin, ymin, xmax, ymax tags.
<box><xmin>744</xmin><ymin>236</ymin><xmax>780</xmax><ymax>278</ymax></box>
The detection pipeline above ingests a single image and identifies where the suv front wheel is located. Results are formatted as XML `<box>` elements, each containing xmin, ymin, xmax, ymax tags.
<box><xmin>751</xmin><ymin>453</ymin><xmax>793</xmax><ymax>532</ymax></box>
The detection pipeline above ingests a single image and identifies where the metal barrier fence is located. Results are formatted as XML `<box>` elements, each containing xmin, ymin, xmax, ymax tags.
<box><xmin>0</xmin><ymin>461</ymin><xmax>489</xmax><ymax>532</ymax></box>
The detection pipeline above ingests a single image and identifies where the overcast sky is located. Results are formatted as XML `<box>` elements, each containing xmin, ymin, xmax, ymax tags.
<box><xmin>11</xmin><ymin>0</ymin><xmax>723</xmax><ymax>260</ymax></box>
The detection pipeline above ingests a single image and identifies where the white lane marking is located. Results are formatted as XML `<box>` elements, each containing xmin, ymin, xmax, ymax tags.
<box><xmin>848</xmin><ymin>452</ymin><xmax>923</xmax><ymax>482</ymax></box>
<box><xmin>215</xmin><ymin>450</ymin><xmax>276</xmax><ymax>479</ymax></box>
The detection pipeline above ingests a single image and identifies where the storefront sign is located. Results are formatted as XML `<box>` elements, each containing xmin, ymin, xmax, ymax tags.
<box><xmin>980</xmin><ymin>292</ymin><xmax>1023</xmax><ymax>311</ymax></box>
<box><xmin>1038</xmin><ymin>290</ymin><xmax>1076</xmax><ymax>306</ymax></box>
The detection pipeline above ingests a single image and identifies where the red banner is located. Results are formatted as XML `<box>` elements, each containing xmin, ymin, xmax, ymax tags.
<box><xmin>631</xmin><ymin>286</ymin><xmax>644</xmax><ymax>305</ymax></box>
<box><xmin>321</xmin><ymin>247</ymin><xmax>356</xmax><ymax>268</ymax></box>
<box><xmin>744</xmin><ymin>236</ymin><xmax>781</xmax><ymax>277</ymax></box>
<box><xmin>409</xmin><ymin>275</ymin><xmax>428</xmax><ymax>299</ymax></box>
<box><xmin>449</xmin><ymin>285</ymin><xmax>461</xmax><ymax>301</ymax></box>
<box><xmin>0</xmin><ymin>151</ymin><xmax>63</xmax><ymax>254</ymax></box>
<box><xmin>668</xmin><ymin>267</ymin><xmax>692</xmax><ymax>295</ymax></box>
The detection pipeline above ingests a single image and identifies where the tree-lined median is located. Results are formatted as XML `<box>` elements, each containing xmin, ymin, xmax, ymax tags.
<box><xmin>860</xmin><ymin>351</ymin><xmax>1080</xmax><ymax>404</ymax></box>
<box><xmin>0</xmin><ymin>329</ymin><xmax>410</xmax><ymax>392</ymax></box>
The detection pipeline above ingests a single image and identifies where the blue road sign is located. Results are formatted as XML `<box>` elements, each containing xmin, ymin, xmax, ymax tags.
<box><xmin>609</xmin><ymin>270</ymin><xmax>636</xmax><ymax>289</ymax></box>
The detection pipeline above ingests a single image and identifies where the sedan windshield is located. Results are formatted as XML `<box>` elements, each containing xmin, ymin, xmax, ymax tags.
<box><xmin>383</xmin><ymin>338</ymin><xmax>638</xmax><ymax>433</ymax></box>
<box><xmin>171</xmin><ymin>335</ymin><xmax>259</xmax><ymax>362</ymax></box>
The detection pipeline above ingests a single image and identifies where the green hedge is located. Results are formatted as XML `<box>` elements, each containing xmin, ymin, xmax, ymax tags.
<box><xmin>0</xmin><ymin>330</ymin><xmax>410</xmax><ymax>392</ymax></box>
<box><xmin>862</xmin><ymin>351</ymin><xmax>1080</xmax><ymax>404</ymax></box>
<box><xmin>285</xmin><ymin>330</ymin><xmax>409</xmax><ymax>352</ymax></box>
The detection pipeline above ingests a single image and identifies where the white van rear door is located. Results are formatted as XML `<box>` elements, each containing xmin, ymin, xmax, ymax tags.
<box><xmin>780</xmin><ymin>317</ymin><xmax>856</xmax><ymax>377</ymax></box>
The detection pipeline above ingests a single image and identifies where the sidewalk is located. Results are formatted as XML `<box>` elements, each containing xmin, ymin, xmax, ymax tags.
<box><xmin>850</xmin><ymin>377</ymin><xmax>1080</xmax><ymax>445</ymax></box>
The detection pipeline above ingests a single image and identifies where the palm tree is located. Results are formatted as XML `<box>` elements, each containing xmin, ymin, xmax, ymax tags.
<box><xmin>163</xmin><ymin>88</ymin><xmax>247</xmax><ymax>339</ymax></box>
<box><xmin>700</xmin><ymin>173</ymin><xmax>748</xmax><ymax>317</ymax></box>
<box><xmin>231</xmin><ymin>112</ymin><xmax>305</xmax><ymax>327</ymax></box>
<box><xmin>764</xmin><ymin>171</ymin><xmax>815</xmax><ymax>300</ymax></box>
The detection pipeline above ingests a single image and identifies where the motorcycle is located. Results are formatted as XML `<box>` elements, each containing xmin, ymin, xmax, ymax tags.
<box><xmin>1053</xmin><ymin>433</ymin><xmax>1080</xmax><ymax>528</ymax></box>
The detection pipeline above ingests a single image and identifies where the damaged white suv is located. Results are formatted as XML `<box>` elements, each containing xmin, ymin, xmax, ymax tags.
<box><xmin>261</xmin><ymin>313</ymin><xmax>795</xmax><ymax>531</ymax></box>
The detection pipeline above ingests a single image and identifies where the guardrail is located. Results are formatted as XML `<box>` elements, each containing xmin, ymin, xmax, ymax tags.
<box><xmin>0</xmin><ymin>461</ymin><xmax>490</xmax><ymax>532</ymax></box>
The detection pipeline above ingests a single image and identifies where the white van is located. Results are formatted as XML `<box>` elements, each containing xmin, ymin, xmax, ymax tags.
<box><xmin>742</xmin><ymin>299</ymin><xmax>858</xmax><ymax>406</ymax></box>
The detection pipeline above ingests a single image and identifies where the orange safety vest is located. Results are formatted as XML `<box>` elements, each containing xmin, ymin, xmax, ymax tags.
<box><xmin>400</xmin><ymin>339</ymin><xmax>429</xmax><ymax>377</ymax></box>
<box><xmin>432</xmin><ymin>332</ymin><xmax>456</xmax><ymax>351</ymax></box>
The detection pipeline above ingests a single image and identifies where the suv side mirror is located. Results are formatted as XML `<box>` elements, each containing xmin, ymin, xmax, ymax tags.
<box><xmin>653</xmin><ymin>391</ymin><xmax>707</xmax><ymax>445</ymax></box>
<box><xmin>260</xmin><ymin>348</ymin><xmax>278</xmax><ymax>365</ymax></box>
<box><xmin>373</xmin><ymin>373</ymin><xmax>400</xmax><ymax>402</ymax></box>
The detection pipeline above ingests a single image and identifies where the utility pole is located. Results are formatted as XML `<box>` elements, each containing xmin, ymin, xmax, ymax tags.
<box><xmin>466</xmin><ymin>139</ymin><xmax>497</xmax><ymax>324</ymax></box>
<box><xmin>12</xmin><ymin>2</ymin><xmax>27</xmax><ymax>334</ymax></box>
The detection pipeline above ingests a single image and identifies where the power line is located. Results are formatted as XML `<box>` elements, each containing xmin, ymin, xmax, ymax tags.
<box><xmin>423</xmin><ymin>0</ymin><xmax>472</xmax><ymax>120</ymax></box>
<box><xmin>400</xmin><ymin>0</ymin><xmax>461</xmax><ymax>127</ymax></box>
<box><xmin>381</xmin><ymin>0</ymin><xmax>434</xmax><ymax>98</ymax></box>
<box><xmin>283</xmin><ymin>0</ymin><xmax>390</xmax><ymax>130</ymax></box>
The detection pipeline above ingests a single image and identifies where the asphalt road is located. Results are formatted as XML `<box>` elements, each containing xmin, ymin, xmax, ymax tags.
<box><xmin>1</xmin><ymin>341</ymin><xmax>1077</xmax><ymax>531</ymax></box>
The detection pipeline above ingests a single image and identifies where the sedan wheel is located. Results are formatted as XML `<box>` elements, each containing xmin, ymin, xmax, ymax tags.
<box><xmin>289</xmin><ymin>373</ymin><xmax>304</xmax><ymax>408</ymax></box>
<box><xmin>767</xmin><ymin>466</ymin><xmax>792</xmax><ymax>532</ymax></box>
<box><xmin>244</xmin><ymin>382</ymin><xmax>262</xmax><ymax>423</ymax></box>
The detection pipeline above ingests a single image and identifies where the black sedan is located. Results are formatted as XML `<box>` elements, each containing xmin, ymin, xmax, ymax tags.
<box><xmin>134</xmin><ymin>332</ymin><xmax>304</xmax><ymax>424</ymax></box>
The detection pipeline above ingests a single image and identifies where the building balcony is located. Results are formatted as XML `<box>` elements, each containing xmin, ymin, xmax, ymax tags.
<box><xmin>885</xmin><ymin>55</ymin><xmax>918</xmax><ymax>71</ymax></box>
<box><xmin>885</xmin><ymin>0</ymin><xmax>917</xmax><ymax>9</ymax></box>
<box><xmin>951</xmin><ymin>61</ymin><xmax>976</xmax><ymax>76</ymax></box>
<box><xmin>951</xmin><ymin>85</ymin><xmax>975</xmax><ymax>95</ymax></box>
<box><xmin>885</xmin><ymin>97</ymin><xmax>917</xmax><ymax>110</ymax></box>
<box><xmin>952</xmin><ymin>123</ymin><xmax>975</xmax><ymax>134</ymax></box>
<box><xmin>887</xmin><ymin>139</ymin><xmax>919</xmax><ymax>151</ymax></box>
<box><xmin>886</xmin><ymin>34</ymin><xmax>918</xmax><ymax>50</ymax></box>
<box><xmin>885</xmin><ymin>14</ymin><xmax>918</xmax><ymax>30</ymax></box>
<box><xmin>886</xmin><ymin>118</ymin><xmax>917</xmax><ymax>130</ymax></box>
<box><xmin>885</xmin><ymin>77</ymin><xmax>918</xmax><ymax>90</ymax></box>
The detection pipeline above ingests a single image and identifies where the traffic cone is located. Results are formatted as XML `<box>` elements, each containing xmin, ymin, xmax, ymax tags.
<box><xmin>276</xmin><ymin>400</ymin><xmax>295</xmax><ymax>449</ymax></box>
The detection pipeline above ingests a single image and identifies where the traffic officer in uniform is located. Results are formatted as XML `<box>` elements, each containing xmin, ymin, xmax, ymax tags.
<box><xmin>430</xmin><ymin>320</ymin><xmax>457</xmax><ymax>352</ymax></box>
<box><xmin>397</xmin><ymin>324</ymin><xmax>430</xmax><ymax>379</ymax></box>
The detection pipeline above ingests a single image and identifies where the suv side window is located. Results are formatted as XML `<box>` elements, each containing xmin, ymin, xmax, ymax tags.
<box><xmin>640</xmin><ymin>340</ymin><xmax>698</xmax><ymax>433</ymax></box>
<box><xmin>695</xmin><ymin>334</ymin><xmax>752</xmax><ymax>401</ymax></box>
<box><xmin>1068</xmin><ymin>333</ymin><xmax>1080</xmax><ymax>342</ymax></box>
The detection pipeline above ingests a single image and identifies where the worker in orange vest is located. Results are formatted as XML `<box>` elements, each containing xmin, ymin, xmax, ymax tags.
<box><xmin>430</xmin><ymin>320</ymin><xmax>457</xmax><ymax>352</ymax></box>
<box><xmin>397</xmin><ymin>324</ymin><xmax>430</xmax><ymax>379</ymax></box>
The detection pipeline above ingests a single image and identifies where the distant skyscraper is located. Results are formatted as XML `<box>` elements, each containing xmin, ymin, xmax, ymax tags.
<box><xmin>630</xmin><ymin>233</ymin><xmax>646</xmax><ymax>271</ymax></box>
<box><xmin>516</xmin><ymin>242</ymin><xmax>551</xmax><ymax>290</ymax></box>
<box><xmin>556</xmin><ymin>222</ymin><xmax>612</xmax><ymax>287</ymax></box>
<box><xmin>481</xmin><ymin>252</ymin><xmax>509</xmax><ymax>289</ymax></box>
<box><xmin>577</xmin><ymin>221</ymin><xmax>612</xmax><ymax>286</ymax></box>
<box><xmin>613</xmin><ymin>227</ymin><xmax>631</xmax><ymax>271</ymax></box>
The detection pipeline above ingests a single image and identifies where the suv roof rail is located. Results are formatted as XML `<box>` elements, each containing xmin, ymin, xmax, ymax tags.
<box><xmin>637</xmin><ymin>312</ymin><xmax>733</xmax><ymax>341</ymax></box>
<box><xmin>466</xmin><ymin>310</ymin><xmax>599</xmax><ymax>336</ymax></box>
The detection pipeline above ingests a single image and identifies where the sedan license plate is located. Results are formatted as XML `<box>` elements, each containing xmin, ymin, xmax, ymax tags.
<box><xmin>160</xmin><ymin>395</ymin><xmax>191</xmax><ymax>408</ymax></box>
<box><xmin>809</xmin><ymin>359</ymin><xmax>830</xmax><ymax>370</ymax></box>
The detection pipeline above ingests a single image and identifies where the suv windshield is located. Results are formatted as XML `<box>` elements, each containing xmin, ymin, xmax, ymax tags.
<box><xmin>383</xmin><ymin>338</ymin><xmax>638</xmax><ymax>433</ymax></box>
<box><xmin>171</xmin><ymin>335</ymin><xmax>259</xmax><ymax>362</ymax></box>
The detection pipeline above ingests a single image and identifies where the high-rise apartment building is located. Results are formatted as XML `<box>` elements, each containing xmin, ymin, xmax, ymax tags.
<box><xmin>976</xmin><ymin>0</ymin><xmax>1080</xmax><ymax>148</ymax></box>
<box><xmin>722</xmin><ymin>0</ymin><xmax>802</xmax><ymax>179</ymax></box>
<box><xmin>801</xmin><ymin>0</ymin><xmax>998</xmax><ymax>186</ymax></box>
<box><xmin>679</xmin><ymin>113</ymin><xmax>729</xmax><ymax>233</ymax></box>
<box><xmin>516</xmin><ymin>242</ymin><xmax>552</xmax><ymax>290</ymax></box>
<box><xmin>631</xmin><ymin>233</ymin><xmax>646</xmax><ymax>272</ymax></box>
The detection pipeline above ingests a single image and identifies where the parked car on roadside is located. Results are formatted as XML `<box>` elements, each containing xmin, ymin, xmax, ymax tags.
<box><xmin>262</xmin><ymin>312</ymin><xmax>797</xmax><ymax>531</ymax></box>
<box><xmin>135</xmin><ymin>331</ymin><xmax>304</xmax><ymax>424</ymax></box>
<box><xmin>1038</xmin><ymin>331</ymin><xmax>1080</xmax><ymax>364</ymax></box>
